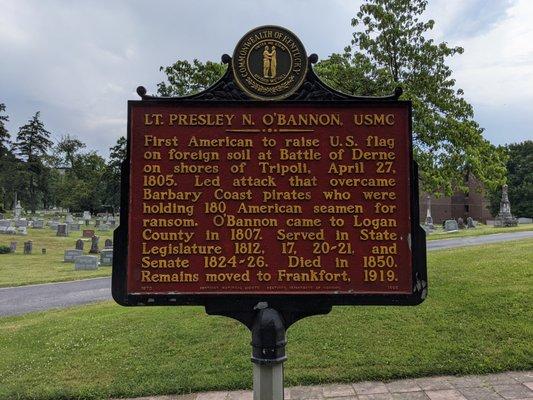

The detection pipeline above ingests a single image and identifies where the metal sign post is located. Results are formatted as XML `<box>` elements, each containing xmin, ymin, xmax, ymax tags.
<box><xmin>251</xmin><ymin>304</ymin><xmax>286</xmax><ymax>400</ymax></box>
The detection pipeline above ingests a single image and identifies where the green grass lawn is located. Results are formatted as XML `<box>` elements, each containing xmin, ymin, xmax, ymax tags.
<box><xmin>0</xmin><ymin>239</ymin><xmax>531</xmax><ymax>400</ymax></box>
<box><xmin>0</xmin><ymin>227</ymin><xmax>113</xmax><ymax>287</ymax></box>
<box><xmin>426</xmin><ymin>223</ymin><xmax>533</xmax><ymax>240</ymax></box>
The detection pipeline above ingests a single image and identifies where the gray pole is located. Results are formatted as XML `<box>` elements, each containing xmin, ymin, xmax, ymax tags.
<box><xmin>253</xmin><ymin>363</ymin><xmax>284</xmax><ymax>400</ymax></box>
<box><xmin>251</xmin><ymin>304</ymin><xmax>286</xmax><ymax>400</ymax></box>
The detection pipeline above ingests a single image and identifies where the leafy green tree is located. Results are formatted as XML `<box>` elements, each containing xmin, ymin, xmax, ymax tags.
<box><xmin>14</xmin><ymin>112</ymin><xmax>54</xmax><ymax>213</ymax></box>
<box><xmin>157</xmin><ymin>59</ymin><xmax>226</xmax><ymax>96</ymax></box>
<box><xmin>314</xmin><ymin>0</ymin><xmax>507</xmax><ymax>195</ymax></box>
<box><xmin>54</xmin><ymin>151</ymin><xmax>107</xmax><ymax>212</ymax></box>
<box><xmin>489</xmin><ymin>141</ymin><xmax>533</xmax><ymax>217</ymax></box>
<box><xmin>0</xmin><ymin>103</ymin><xmax>18</xmax><ymax>211</ymax></box>
<box><xmin>0</xmin><ymin>103</ymin><xmax>10</xmax><ymax>209</ymax></box>
<box><xmin>0</xmin><ymin>103</ymin><xmax>9</xmax><ymax>155</ymax></box>
<box><xmin>101</xmin><ymin>136</ymin><xmax>127</xmax><ymax>211</ymax></box>
<box><xmin>56</xmin><ymin>134</ymin><xmax>86</xmax><ymax>167</ymax></box>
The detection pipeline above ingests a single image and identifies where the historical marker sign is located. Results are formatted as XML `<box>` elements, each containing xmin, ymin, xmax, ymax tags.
<box><xmin>113</xmin><ymin>26</ymin><xmax>426</xmax><ymax>309</ymax></box>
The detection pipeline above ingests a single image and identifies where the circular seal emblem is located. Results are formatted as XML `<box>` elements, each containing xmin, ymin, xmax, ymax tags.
<box><xmin>232</xmin><ymin>25</ymin><xmax>308</xmax><ymax>100</ymax></box>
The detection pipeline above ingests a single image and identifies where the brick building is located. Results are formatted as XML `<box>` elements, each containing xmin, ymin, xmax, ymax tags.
<box><xmin>419</xmin><ymin>175</ymin><xmax>493</xmax><ymax>224</ymax></box>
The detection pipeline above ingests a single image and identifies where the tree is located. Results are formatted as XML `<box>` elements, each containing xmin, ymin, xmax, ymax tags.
<box><xmin>101</xmin><ymin>136</ymin><xmax>127</xmax><ymax>211</ymax></box>
<box><xmin>14</xmin><ymin>112</ymin><xmax>54</xmax><ymax>213</ymax></box>
<box><xmin>157</xmin><ymin>59</ymin><xmax>226</xmax><ymax>96</ymax></box>
<box><xmin>56</xmin><ymin>134</ymin><xmax>86</xmax><ymax>167</ymax></box>
<box><xmin>54</xmin><ymin>151</ymin><xmax>107</xmax><ymax>212</ymax></box>
<box><xmin>489</xmin><ymin>141</ymin><xmax>533</xmax><ymax>217</ymax></box>
<box><xmin>0</xmin><ymin>103</ymin><xmax>9</xmax><ymax>155</ymax></box>
<box><xmin>0</xmin><ymin>103</ymin><xmax>15</xmax><ymax>211</ymax></box>
<box><xmin>314</xmin><ymin>0</ymin><xmax>507</xmax><ymax>195</ymax></box>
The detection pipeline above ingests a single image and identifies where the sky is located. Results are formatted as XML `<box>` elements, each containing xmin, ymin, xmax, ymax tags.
<box><xmin>1</xmin><ymin>0</ymin><xmax>532</xmax><ymax>158</ymax></box>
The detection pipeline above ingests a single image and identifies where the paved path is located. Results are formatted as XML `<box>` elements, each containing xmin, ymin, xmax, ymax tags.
<box><xmin>1</xmin><ymin>231</ymin><xmax>532</xmax><ymax>317</ymax></box>
<box><xmin>120</xmin><ymin>371</ymin><xmax>533</xmax><ymax>400</ymax></box>
<box><xmin>0</xmin><ymin>277</ymin><xmax>110</xmax><ymax>317</ymax></box>
<box><xmin>426</xmin><ymin>230</ymin><xmax>533</xmax><ymax>251</ymax></box>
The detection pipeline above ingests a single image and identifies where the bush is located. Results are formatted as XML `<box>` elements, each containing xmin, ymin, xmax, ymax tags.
<box><xmin>0</xmin><ymin>245</ymin><xmax>11</xmax><ymax>254</ymax></box>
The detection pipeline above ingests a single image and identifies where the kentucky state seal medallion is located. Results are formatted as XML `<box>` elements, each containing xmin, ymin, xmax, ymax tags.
<box><xmin>232</xmin><ymin>26</ymin><xmax>308</xmax><ymax>100</ymax></box>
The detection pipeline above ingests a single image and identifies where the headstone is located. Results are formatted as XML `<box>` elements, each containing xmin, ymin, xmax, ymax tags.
<box><xmin>457</xmin><ymin>217</ymin><xmax>465</xmax><ymax>229</ymax></box>
<box><xmin>75</xmin><ymin>239</ymin><xmax>84</xmax><ymax>251</ymax></box>
<box><xmin>83</xmin><ymin>212</ymin><xmax>91</xmax><ymax>226</ymax></box>
<box><xmin>82</xmin><ymin>229</ymin><xmax>95</xmax><ymax>238</ymax></box>
<box><xmin>100</xmin><ymin>249</ymin><xmax>113</xmax><ymax>266</ymax></box>
<box><xmin>444</xmin><ymin>219</ymin><xmax>459</xmax><ymax>232</ymax></box>
<box><xmin>0</xmin><ymin>220</ymin><xmax>11</xmax><ymax>227</ymax></box>
<box><xmin>49</xmin><ymin>221</ymin><xmax>59</xmax><ymax>230</ymax></box>
<box><xmin>42</xmin><ymin>248</ymin><xmax>46</xmax><ymax>254</ymax></box>
<box><xmin>23</xmin><ymin>240</ymin><xmax>32</xmax><ymax>254</ymax></box>
<box><xmin>15</xmin><ymin>219</ymin><xmax>28</xmax><ymax>228</ymax></box>
<box><xmin>74</xmin><ymin>255</ymin><xmax>98</xmax><ymax>270</ymax></box>
<box><xmin>64</xmin><ymin>249</ymin><xmax>83</xmax><ymax>262</ymax></box>
<box><xmin>0</xmin><ymin>213</ymin><xmax>3</xmax><ymax>219</ymax></box>
<box><xmin>32</xmin><ymin>220</ymin><xmax>45</xmax><ymax>229</ymax></box>
<box><xmin>494</xmin><ymin>184</ymin><xmax>518</xmax><ymax>227</ymax></box>
<box><xmin>108</xmin><ymin>218</ymin><xmax>116</xmax><ymax>227</ymax></box>
<box><xmin>9</xmin><ymin>242</ymin><xmax>17</xmax><ymax>252</ymax></box>
<box><xmin>17</xmin><ymin>227</ymin><xmax>28</xmax><ymax>235</ymax></box>
<box><xmin>65</xmin><ymin>214</ymin><xmax>74</xmax><ymax>224</ymax></box>
<box><xmin>56</xmin><ymin>223</ymin><xmax>69</xmax><ymax>237</ymax></box>
<box><xmin>424</xmin><ymin>195</ymin><xmax>434</xmax><ymax>230</ymax></box>
<box><xmin>0</xmin><ymin>226</ymin><xmax>7</xmax><ymax>234</ymax></box>
<box><xmin>68</xmin><ymin>223</ymin><xmax>81</xmax><ymax>231</ymax></box>
<box><xmin>14</xmin><ymin>200</ymin><xmax>22</xmax><ymax>219</ymax></box>
<box><xmin>104</xmin><ymin>238</ymin><xmax>113</xmax><ymax>248</ymax></box>
<box><xmin>466</xmin><ymin>217</ymin><xmax>475</xmax><ymax>229</ymax></box>
<box><xmin>98</xmin><ymin>224</ymin><xmax>110</xmax><ymax>231</ymax></box>
<box><xmin>95</xmin><ymin>219</ymin><xmax>101</xmax><ymax>228</ymax></box>
<box><xmin>518</xmin><ymin>217</ymin><xmax>533</xmax><ymax>224</ymax></box>
<box><xmin>5</xmin><ymin>226</ymin><xmax>16</xmax><ymax>235</ymax></box>
<box><xmin>89</xmin><ymin>235</ymin><xmax>100</xmax><ymax>254</ymax></box>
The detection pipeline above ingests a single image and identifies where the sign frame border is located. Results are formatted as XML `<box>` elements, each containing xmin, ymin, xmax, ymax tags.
<box><xmin>112</xmin><ymin>98</ymin><xmax>427</xmax><ymax>309</ymax></box>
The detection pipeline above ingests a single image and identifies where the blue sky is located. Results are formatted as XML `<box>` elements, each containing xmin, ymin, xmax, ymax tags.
<box><xmin>1</xmin><ymin>0</ymin><xmax>532</xmax><ymax>157</ymax></box>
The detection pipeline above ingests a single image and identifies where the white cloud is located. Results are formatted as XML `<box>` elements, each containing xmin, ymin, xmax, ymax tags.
<box><xmin>450</xmin><ymin>0</ymin><xmax>533</xmax><ymax>106</ymax></box>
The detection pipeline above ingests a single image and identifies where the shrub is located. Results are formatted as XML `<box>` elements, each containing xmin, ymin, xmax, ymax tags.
<box><xmin>0</xmin><ymin>245</ymin><xmax>11</xmax><ymax>254</ymax></box>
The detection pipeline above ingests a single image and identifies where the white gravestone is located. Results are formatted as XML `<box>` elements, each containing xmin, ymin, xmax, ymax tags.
<box><xmin>444</xmin><ymin>219</ymin><xmax>459</xmax><ymax>232</ymax></box>
<box><xmin>15</xmin><ymin>219</ymin><xmax>28</xmax><ymax>228</ymax></box>
<box><xmin>64</xmin><ymin>249</ymin><xmax>83</xmax><ymax>262</ymax></box>
<box><xmin>98</xmin><ymin>224</ymin><xmax>110</xmax><ymax>231</ymax></box>
<box><xmin>100</xmin><ymin>249</ymin><xmax>113</xmax><ymax>266</ymax></box>
<box><xmin>74</xmin><ymin>255</ymin><xmax>99</xmax><ymax>270</ymax></box>
<box><xmin>68</xmin><ymin>223</ymin><xmax>81</xmax><ymax>231</ymax></box>
<box><xmin>33</xmin><ymin>220</ymin><xmax>45</xmax><ymax>229</ymax></box>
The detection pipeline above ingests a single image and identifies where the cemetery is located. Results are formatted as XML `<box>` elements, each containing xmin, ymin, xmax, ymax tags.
<box><xmin>0</xmin><ymin>210</ymin><xmax>114</xmax><ymax>287</ymax></box>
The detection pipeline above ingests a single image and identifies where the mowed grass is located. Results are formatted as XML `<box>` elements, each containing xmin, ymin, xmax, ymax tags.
<box><xmin>426</xmin><ymin>223</ymin><xmax>533</xmax><ymax>240</ymax></box>
<box><xmin>0</xmin><ymin>240</ymin><xmax>532</xmax><ymax>400</ymax></box>
<box><xmin>0</xmin><ymin>227</ymin><xmax>113</xmax><ymax>287</ymax></box>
